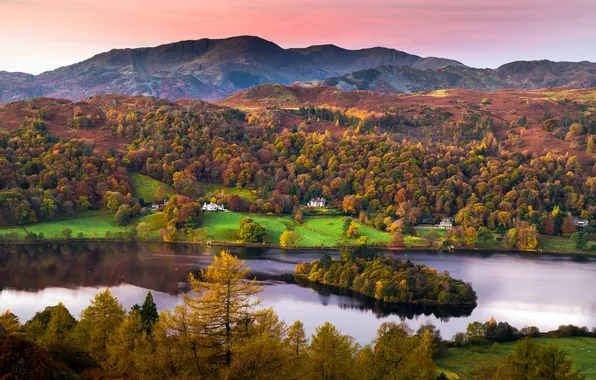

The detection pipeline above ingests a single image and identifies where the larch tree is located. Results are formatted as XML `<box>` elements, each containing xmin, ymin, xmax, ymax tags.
<box><xmin>173</xmin><ymin>250</ymin><xmax>264</xmax><ymax>367</ymax></box>
<box><xmin>309</xmin><ymin>322</ymin><xmax>358</xmax><ymax>380</ymax></box>
<box><xmin>106</xmin><ymin>310</ymin><xmax>145</xmax><ymax>375</ymax></box>
<box><xmin>536</xmin><ymin>344</ymin><xmax>584</xmax><ymax>380</ymax></box>
<box><xmin>0</xmin><ymin>310</ymin><xmax>21</xmax><ymax>334</ymax></box>
<box><xmin>77</xmin><ymin>289</ymin><xmax>126</xmax><ymax>363</ymax></box>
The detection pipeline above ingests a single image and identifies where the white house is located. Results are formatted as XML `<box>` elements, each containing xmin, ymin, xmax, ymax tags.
<box><xmin>202</xmin><ymin>202</ymin><xmax>225</xmax><ymax>212</ymax></box>
<box><xmin>307</xmin><ymin>197</ymin><xmax>327</xmax><ymax>208</ymax></box>
<box><xmin>573</xmin><ymin>217</ymin><xmax>589</xmax><ymax>228</ymax></box>
<box><xmin>437</xmin><ymin>217</ymin><xmax>454</xmax><ymax>229</ymax></box>
<box><xmin>150</xmin><ymin>201</ymin><xmax>167</xmax><ymax>212</ymax></box>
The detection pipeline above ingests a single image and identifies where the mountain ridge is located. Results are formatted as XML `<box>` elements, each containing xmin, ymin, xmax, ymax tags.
<box><xmin>1</xmin><ymin>35</ymin><xmax>595</xmax><ymax>104</ymax></box>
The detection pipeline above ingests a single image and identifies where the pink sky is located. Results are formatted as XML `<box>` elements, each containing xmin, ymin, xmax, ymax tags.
<box><xmin>1</xmin><ymin>0</ymin><xmax>595</xmax><ymax>74</ymax></box>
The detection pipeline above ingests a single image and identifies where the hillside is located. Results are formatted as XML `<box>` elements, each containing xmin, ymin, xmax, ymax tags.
<box><xmin>0</xmin><ymin>36</ymin><xmax>464</xmax><ymax>104</ymax></box>
<box><xmin>220</xmin><ymin>84</ymin><xmax>596</xmax><ymax>167</ymax></box>
<box><xmin>317</xmin><ymin>60</ymin><xmax>596</xmax><ymax>94</ymax></box>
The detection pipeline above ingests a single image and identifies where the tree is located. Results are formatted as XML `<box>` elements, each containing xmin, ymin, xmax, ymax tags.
<box><xmin>137</xmin><ymin>222</ymin><xmax>151</xmax><ymax>240</ymax></box>
<box><xmin>389</xmin><ymin>231</ymin><xmax>405</xmax><ymax>248</ymax></box>
<box><xmin>0</xmin><ymin>310</ymin><xmax>20</xmax><ymax>334</ymax></box>
<box><xmin>343</xmin><ymin>217</ymin><xmax>354</xmax><ymax>233</ymax></box>
<box><xmin>309</xmin><ymin>322</ymin><xmax>358</xmax><ymax>380</ymax></box>
<box><xmin>173</xmin><ymin>171</ymin><xmax>201</xmax><ymax>197</ymax></box>
<box><xmin>104</xmin><ymin>191</ymin><xmax>127</xmax><ymax>213</ymax></box>
<box><xmin>477</xmin><ymin>226</ymin><xmax>493</xmax><ymax>242</ymax></box>
<box><xmin>561</xmin><ymin>216</ymin><xmax>577</xmax><ymax>238</ymax></box>
<box><xmin>25</xmin><ymin>303</ymin><xmax>77</xmax><ymax>347</ymax></box>
<box><xmin>346</xmin><ymin>221</ymin><xmax>360</xmax><ymax>238</ymax></box>
<box><xmin>154</xmin><ymin>185</ymin><xmax>168</xmax><ymax>203</ymax></box>
<box><xmin>139</xmin><ymin>292</ymin><xmax>159</xmax><ymax>333</ymax></box>
<box><xmin>536</xmin><ymin>343</ymin><xmax>583</xmax><ymax>380</ymax></box>
<box><xmin>280</xmin><ymin>230</ymin><xmax>302</xmax><ymax>248</ymax></box>
<box><xmin>543</xmin><ymin>214</ymin><xmax>556</xmax><ymax>235</ymax></box>
<box><xmin>239</xmin><ymin>220</ymin><xmax>268</xmax><ymax>243</ymax></box>
<box><xmin>464</xmin><ymin>227</ymin><xmax>477</xmax><ymax>248</ymax></box>
<box><xmin>285</xmin><ymin>320</ymin><xmax>310</xmax><ymax>378</ymax></box>
<box><xmin>105</xmin><ymin>310</ymin><xmax>145</xmax><ymax>375</ymax></box>
<box><xmin>164</xmin><ymin>195</ymin><xmax>202</xmax><ymax>228</ymax></box>
<box><xmin>342</xmin><ymin>195</ymin><xmax>361</xmax><ymax>215</ymax></box>
<box><xmin>587</xmin><ymin>137</ymin><xmax>596</xmax><ymax>153</ymax></box>
<box><xmin>495</xmin><ymin>338</ymin><xmax>584</xmax><ymax>380</ymax></box>
<box><xmin>286</xmin><ymin>320</ymin><xmax>308</xmax><ymax>357</ymax></box>
<box><xmin>571</xmin><ymin>232</ymin><xmax>589</xmax><ymax>250</ymax></box>
<box><xmin>77</xmin><ymin>289</ymin><xmax>126</xmax><ymax>362</ymax></box>
<box><xmin>566</xmin><ymin>123</ymin><xmax>584</xmax><ymax>140</ymax></box>
<box><xmin>362</xmin><ymin>322</ymin><xmax>435</xmax><ymax>379</ymax></box>
<box><xmin>170</xmin><ymin>251</ymin><xmax>263</xmax><ymax>367</ymax></box>
<box><xmin>516</xmin><ymin>223</ymin><xmax>538</xmax><ymax>249</ymax></box>
<box><xmin>61</xmin><ymin>227</ymin><xmax>72</xmax><ymax>240</ymax></box>
<box><xmin>227</xmin><ymin>308</ymin><xmax>293</xmax><ymax>380</ymax></box>
<box><xmin>294</xmin><ymin>209</ymin><xmax>305</xmax><ymax>224</ymax></box>
<box><xmin>114</xmin><ymin>204</ymin><xmax>132</xmax><ymax>226</ymax></box>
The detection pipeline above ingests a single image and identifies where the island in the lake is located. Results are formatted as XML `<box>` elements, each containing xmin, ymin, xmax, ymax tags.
<box><xmin>294</xmin><ymin>247</ymin><xmax>477</xmax><ymax>306</ymax></box>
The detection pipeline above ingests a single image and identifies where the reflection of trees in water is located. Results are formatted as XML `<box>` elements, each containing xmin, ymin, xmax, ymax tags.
<box><xmin>291</xmin><ymin>276</ymin><xmax>475</xmax><ymax>321</ymax></box>
<box><xmin>0</xmin><ymin>242</ymin><xmax>195</xmax><ymax>294</ymax></box>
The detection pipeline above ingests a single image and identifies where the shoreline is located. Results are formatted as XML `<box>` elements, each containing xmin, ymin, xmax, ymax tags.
<box><xmin>0</xmin><ymin>237</ymin><xmax>594</xmax><ymax>256</ymax></box>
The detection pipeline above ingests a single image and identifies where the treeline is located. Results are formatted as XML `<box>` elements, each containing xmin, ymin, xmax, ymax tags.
<box><xmin>0</xmin><ymin>251</ymin><xmax>586</xmax><ymax>379</ymax></box>
<box><xmin>295</xmin><ymin>246</ymin><xmax>477</xmax><ymax>305</ymax></box>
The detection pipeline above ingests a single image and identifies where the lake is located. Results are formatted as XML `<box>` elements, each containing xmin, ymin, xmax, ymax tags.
<box><xmin>1</xmin><ymin>242</ymin><xmax>595</xmax><ymax>343</ymax></box>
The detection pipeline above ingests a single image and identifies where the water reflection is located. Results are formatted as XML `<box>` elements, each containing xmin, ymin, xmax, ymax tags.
<box><xmin>1</xmin><ymin>242</ymin><xmax>596</xmax><ymax>343</ymax></box>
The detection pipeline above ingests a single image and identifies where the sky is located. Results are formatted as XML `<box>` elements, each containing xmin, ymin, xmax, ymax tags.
<box><xmin>1</xmin><ymin>0</ymin><xmax>595</xmax><ymax>74</ymax></box>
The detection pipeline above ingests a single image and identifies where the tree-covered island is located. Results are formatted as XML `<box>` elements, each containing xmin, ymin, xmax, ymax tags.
<box><xmin>295</xmin><ymin>246</ymin><xmax>477</xmax><ymax>305</ymax></box>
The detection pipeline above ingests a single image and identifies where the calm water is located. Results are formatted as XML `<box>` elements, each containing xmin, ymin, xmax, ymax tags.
<box><xmin>1</xmin><ymin>243</ymin><xmax>595</xmax><ymax>343</ymax></box>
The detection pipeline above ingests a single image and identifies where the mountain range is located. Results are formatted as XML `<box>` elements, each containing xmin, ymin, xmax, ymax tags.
<box><xmin>315</xmin><ymin>60</ymin><xmax>596</xmax><ymax>93</ymax></box>
<box><xmin>1</xmin><ymin>35</ymin><xmax>595</xmax><ymax>104</ymax></box>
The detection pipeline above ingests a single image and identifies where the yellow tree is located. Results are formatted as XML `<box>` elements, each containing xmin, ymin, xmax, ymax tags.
<box><xmin>0</xmin><ymin>310</ymin><xmax>21</xmax><ymax>334</ymax></box>
<box><xmin>106</xmin><ymin>310</ymin><xmax>145</xmax><ymax>375</ymax></box>
<box><xmin>364</xmin><ymin>322</ymin><xmax>436</xmax><ymax>379</ymax></box>
<box><xmin>77</xmin><ymin>289</ymin><xmax>126</xmax><ymax>362</ymax></box>
<box><xmin>309</xmin><ymin>322</ymin><xmax>359</xmax><ymax>380</ymax></box>
<box><xmin>171</xmin><ymin>250</ymin><xmax>264</xmax><ymax>368</ymax></box>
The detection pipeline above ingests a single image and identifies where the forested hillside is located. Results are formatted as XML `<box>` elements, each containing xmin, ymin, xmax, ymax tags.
<box><xmin>0</xmin><ymin>88</ymin><xmax>594</xmax><ymax>247</ymax></box>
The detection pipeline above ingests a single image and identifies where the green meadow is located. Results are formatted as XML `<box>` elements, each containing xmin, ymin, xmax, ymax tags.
<box><xmin>130</xmin><ymin>173</ymin><xmax>173</xmax><ymax>203</ymax></box>
<box><xmin>435</xmin><ymin>337</ymin><xmax>596</xmax><ymax>379</ymax></box>
<box><xmin>200</xmin><ymin>182</ymin><xmax>257</xmax><ymax>201</ymax></box>
<box><xmin>201</xmin><ymin>212</ymin><xmax>394</xmax><ymax>247</ymax></box>
<box><xmin>0</xmin><ymin>210</ymin><xmax>130</xmax><ymax>240</ymax></box>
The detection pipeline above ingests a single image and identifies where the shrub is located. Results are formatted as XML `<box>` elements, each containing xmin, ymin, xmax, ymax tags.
<box><xmin>61</xmin><ymin>228</ymin><xmax>72</xmax><ymax>240</ymax></box>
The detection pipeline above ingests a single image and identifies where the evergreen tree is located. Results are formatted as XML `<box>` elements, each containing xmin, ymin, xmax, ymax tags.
<box><xmin>139</xmin><ymin>292</ymin><xmax>159</xmax><ymax>333</ymax></box>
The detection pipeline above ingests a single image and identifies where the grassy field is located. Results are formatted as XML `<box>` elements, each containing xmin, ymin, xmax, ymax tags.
<box><xmin>130</xmin><ymin>173</ymin><xmax>173</xmax><ymax>203</ymax></box>
<box><xmin>200</xmin><ymin>182</ymin><xmax>257</xmax><ymax>202</ymax></box>
<box><xmin>201</xmin><ymin>213</ymin><xmax>393</xmax><ymax>246</ymax></box>
<box><xmin>435</xmin><ymin>337</ymin><xmax>596</xmax><ymax>379</ymax></box>
<box><xmin>416</xmin><ymin>227</ymin><xmax>448</xmax><ymax>241</ymax></box>
<box><xmin>0</xmin><ymin>210</ymin><xmax>130</xmax><ymax>240</ymax></box>
<box><xmin>539</xmin><ymin>235</ymin><xmax>596</xmax><ymax>253</ymax></box>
